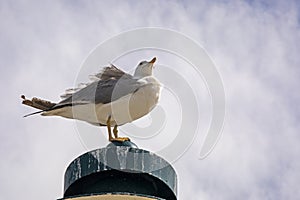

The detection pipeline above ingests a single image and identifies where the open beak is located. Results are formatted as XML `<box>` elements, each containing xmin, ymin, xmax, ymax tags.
<box><xmin>149</xmin><ymin>57</ymin><xmax>156</xmax><ymax>64</ymax></box>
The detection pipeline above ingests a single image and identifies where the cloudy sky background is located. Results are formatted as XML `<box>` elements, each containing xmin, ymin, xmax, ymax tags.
<box><xmin>1</xmin><ymin>0</ymin><xmax>300</xmax><ymax>199</ymax></box>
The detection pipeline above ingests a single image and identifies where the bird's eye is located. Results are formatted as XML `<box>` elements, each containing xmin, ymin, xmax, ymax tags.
<box><xmin>139</xmin><ymin>62</ymin><xmax>143</xmax><ymax>66</ymax></box>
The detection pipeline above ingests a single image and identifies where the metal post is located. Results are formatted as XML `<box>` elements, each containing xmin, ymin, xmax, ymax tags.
<box><xmin>59</xmin><ymin>141</ymin><xmax>177</xmax><ymax>200</ymax></box>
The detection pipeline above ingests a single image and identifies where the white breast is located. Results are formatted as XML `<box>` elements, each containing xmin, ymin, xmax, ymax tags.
<box><xmin>96</xmin><ymin>77</ymin><xmax>161</xmax><ymax>125</ymax></box>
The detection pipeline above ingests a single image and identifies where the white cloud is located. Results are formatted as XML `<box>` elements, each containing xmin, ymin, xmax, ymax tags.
<box><xmin>1</xmin><ymin>0</ymin><xmax>300</xmax><ymax>200</ymax></box>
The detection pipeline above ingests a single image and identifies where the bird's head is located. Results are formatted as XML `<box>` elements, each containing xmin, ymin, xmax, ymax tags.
<box><xmin>133</xmin><ymin>57</ymin><xmax>156</xmax><ymax>78</ymax></box>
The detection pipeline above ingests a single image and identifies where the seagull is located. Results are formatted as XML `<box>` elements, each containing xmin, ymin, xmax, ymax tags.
<box><xmin>21</xmin><ymin>57</ymin><xmax>161</xmax><ymax>142</ymax></box>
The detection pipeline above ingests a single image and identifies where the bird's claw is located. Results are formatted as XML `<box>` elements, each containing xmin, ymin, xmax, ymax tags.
<box><xmin>110</xmin><ymin>137</ymin><xmax>131</xmax><ymax>142</ymax></box>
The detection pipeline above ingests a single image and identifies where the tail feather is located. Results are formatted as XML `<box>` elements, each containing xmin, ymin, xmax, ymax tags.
<box><xmin>21</xmin><ymin>95</ymin><xmax>57</xmax><ymax>117</ymax></box>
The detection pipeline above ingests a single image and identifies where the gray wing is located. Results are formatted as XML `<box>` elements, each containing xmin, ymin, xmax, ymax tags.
<box><xmin>54</xmin><ymin>77</ymin><xmax>145</xmax><ymax>108</ymax></box>
<box><xmin>60</xmin><ymin>64</ymin><xmax>132</xmax><ymax>100</ymax></box>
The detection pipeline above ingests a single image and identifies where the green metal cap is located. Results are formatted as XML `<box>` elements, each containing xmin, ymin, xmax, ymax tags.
<box><xmin>61</xmin><ymin>141</ymin><xmax>177</xmax><ymax>200</ymax></box>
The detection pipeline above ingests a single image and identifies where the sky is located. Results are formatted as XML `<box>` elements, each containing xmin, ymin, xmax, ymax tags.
<box><xmin>1</xmin><ymin>0</ymin><xmax>300</xmax><ymax>199</ymax></box>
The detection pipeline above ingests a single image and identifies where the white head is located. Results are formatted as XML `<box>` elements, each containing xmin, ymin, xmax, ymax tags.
<box><xmin>133</xmin><ymin>57</ymin><xmax>156</xmax><ymax>78</ymax></box>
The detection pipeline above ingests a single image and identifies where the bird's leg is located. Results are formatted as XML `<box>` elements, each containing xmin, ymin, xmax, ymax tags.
<box><xmin>111</xmin><ymin>124</ymin><xmax>131</xmax><ymax>142</ymax></box>
<box><xmin>106</xmin><ymin>115</ymin><xmax>113</xmax><ymax>142</ymax></box>
<box><xmin>113</xmin><ymin>125</ymin><xmax>118</xmax><ymax>138</ymax></box>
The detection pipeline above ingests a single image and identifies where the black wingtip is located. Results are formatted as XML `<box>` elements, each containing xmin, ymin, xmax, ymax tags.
<box><xmin>23</xmin><ymin>110</ymin><xmax>44</xmax><ymax>118</ymax></box>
